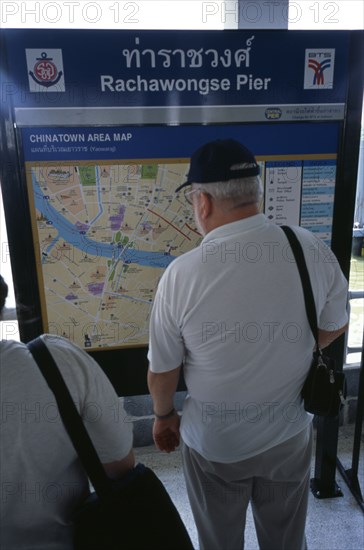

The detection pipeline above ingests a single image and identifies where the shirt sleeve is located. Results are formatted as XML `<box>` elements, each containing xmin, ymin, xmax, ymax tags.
<box><xmin>43</xmin><ymin>335</ymin><xmax>133</xmax><ymax>464</ymax></box>
<box><xmin>81</xmin><ymin>367</ymin><xmax>133</xmax><ymax>464</ymax></box>
<box><xmin>147</xmin><ymin>281</ymin><xmax>185</xmax><ymax>373</ymax></box>
<box><xmin>318</xmin><ymin>265</ymin><xmax>349</xmax><ymax>331</ymax></box>
<box><xmin>316</xmin><ymin>241</ymin><xmax>349</xmax><ymax>331</ymax></box>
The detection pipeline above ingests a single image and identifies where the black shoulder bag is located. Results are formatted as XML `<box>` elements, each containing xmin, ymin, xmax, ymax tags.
<box><xmin>27</xmin><ymin>336</ymin><xmax>194</xmax><ymax>550</ymax></box>
<box><xmin>281</xmin><ymin>226</ymin><xmax>346</xmax><ymax>417</ymax></box>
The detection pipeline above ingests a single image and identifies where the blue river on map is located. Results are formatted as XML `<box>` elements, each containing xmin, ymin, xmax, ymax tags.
<box><xmin>32</xmin><ymin>173</ymin><xmax>177</xmax><ymax>268</ymax></box>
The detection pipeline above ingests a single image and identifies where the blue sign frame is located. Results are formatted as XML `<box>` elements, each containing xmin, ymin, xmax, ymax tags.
<box><xmin>0</xmin><ymin>28</ymin><xmax>363</xmax><ymax>395</ymax></box>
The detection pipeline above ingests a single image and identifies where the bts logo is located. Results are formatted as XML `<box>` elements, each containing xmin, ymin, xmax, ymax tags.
<box><xmin>304</xmin><ymin>49</ymin><xmax>335</xmax><ymax>90</ymax></box>
<box><xmin>26</xmin><ymin>49</ymin><xmax>65</xmax><ymax>92</ymax></box>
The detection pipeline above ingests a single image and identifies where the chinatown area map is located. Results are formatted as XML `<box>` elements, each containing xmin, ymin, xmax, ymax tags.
<box><xmin>23</xmin><ymin>123</ymin><xmax>339</xmax><ymax>351</ymax></box>
<box><xmin>27</xmin><ymin>160</ymin><xmax>201</xmax><ymax>349</ymax></box>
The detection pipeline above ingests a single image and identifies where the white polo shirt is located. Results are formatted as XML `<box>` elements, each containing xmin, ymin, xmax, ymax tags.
<box><xmin>1</xmin><ymin>335</ymin><xmax>133</xmax><ymax>550</ymax></box>
<box><xmin>148</xmin><ymin>214</ymin><xmax>348</xmax><ymax>462</ymax></box>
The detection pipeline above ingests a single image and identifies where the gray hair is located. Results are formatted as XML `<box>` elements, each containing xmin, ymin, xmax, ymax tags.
<box><xmin>193</xmin><ymin>175</ymin><xmax>263</xmax><ymax>206</ymax></box>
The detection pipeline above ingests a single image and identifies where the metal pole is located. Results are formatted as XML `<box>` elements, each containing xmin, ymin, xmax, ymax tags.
<box><xmin>336</xmin><ymin>337</ymin><xmax>364</xmax><ymax>512</ymax></box>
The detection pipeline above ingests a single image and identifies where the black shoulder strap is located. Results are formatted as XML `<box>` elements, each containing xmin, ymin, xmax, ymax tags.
<box><xmin>281</xmin><ymin>226</ymin><xmax>319</xmax><ymax>346</ymax></box>
<box><xmin>27</xmin><ymin>336</ymin><xmax>112</xmax><ymax>499</ymax></box>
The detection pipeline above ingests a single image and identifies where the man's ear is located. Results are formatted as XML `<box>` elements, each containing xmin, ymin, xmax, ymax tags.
<box><xmin>199</xmin><ymin>192</ymin><xmax>213</xmax><ymax>220</ymax></box>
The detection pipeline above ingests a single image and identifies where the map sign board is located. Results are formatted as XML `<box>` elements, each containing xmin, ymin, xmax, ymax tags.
<box><xmin>1</xmin><ymin>28</ymin><xmax>361</xmax><ymax>355</ymax></box>
<box><xmin>21</xmin><ymin>122</ymin><xmax>340</xmax><ymax>348</ymax></box>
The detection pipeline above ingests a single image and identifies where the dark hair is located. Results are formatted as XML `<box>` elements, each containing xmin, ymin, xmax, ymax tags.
<box><xmin>0</xmin><ymin>275</ymin><xmax>9</xmax><ymax>313</ymax></box>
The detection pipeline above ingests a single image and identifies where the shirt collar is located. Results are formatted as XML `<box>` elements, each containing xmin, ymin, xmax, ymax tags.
<box><xmin>201</xmin><ymin>214</ymin><xmax>268</xmax><ymax>244</ymax></box>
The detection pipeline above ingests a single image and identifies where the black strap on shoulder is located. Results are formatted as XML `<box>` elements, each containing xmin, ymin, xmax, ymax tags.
<box><xmin>27</xmin><ymin>336</ymin><xmax>112</xmax><ymax>499</ymax></box>
<box><xmin>281</xmin><ymin>226</ymin><xmax>319</xmax><ymax>346</ymax></box>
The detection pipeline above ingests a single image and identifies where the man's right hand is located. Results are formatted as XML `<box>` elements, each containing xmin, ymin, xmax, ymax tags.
<box><xmin>152</xmin><ymin>412</ymin><xmax>181</xmax><ymax>453</ymax></box>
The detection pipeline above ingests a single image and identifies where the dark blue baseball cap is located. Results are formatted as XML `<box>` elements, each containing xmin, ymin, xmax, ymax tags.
<box><xmin>176</xmin><ymin>139</ymin><xmax>260</xmax><ymax>192</ymax></box>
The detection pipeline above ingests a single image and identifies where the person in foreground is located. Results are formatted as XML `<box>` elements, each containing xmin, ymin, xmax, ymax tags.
<box><xmin>147</xmin><ymin>139</ymin><xmax>349</xmax><ymax>550</ymax></box>
<box><xmin>0</xmin><ymin>275</ymin><xmax>135</xmax><ymax>550</ymax></box>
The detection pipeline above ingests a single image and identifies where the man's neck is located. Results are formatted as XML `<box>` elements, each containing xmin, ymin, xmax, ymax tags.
<box><xmin>204</xmin><ymin>203</ymin><xmax>260</xmax><ymax>234</ymax></box>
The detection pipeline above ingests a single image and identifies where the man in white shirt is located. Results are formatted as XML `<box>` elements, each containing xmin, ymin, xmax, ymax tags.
<box><xmin>0</xmin><ymin>275</ymin><xmax>134</xmax><ymax>550</ymax></box>
<box><xmin>147</xmin><ymin>139</ymin><xmax>348</xmax><ymax>550</ymax></box>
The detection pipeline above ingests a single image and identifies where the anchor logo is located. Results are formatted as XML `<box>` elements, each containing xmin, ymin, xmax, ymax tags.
<box><xmin>26</xmin><ymin>49</ymin><xmax>65</xmax><ymax>92</ymax></box>
<box><xmin>29</xmin><ymin>52</ymin><xmax>63</xmax><ymax>88</ymax></box>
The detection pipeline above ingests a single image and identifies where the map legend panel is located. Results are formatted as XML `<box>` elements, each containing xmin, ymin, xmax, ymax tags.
<box><xmin>264</xmin><ymin>161</ymin><xmax>302</xmax><ymax>225</ymax></box>
<box><xmin>301</xmin><ymin>160</ymin><xmax>336</xmax><ymax>243</ymax></box>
